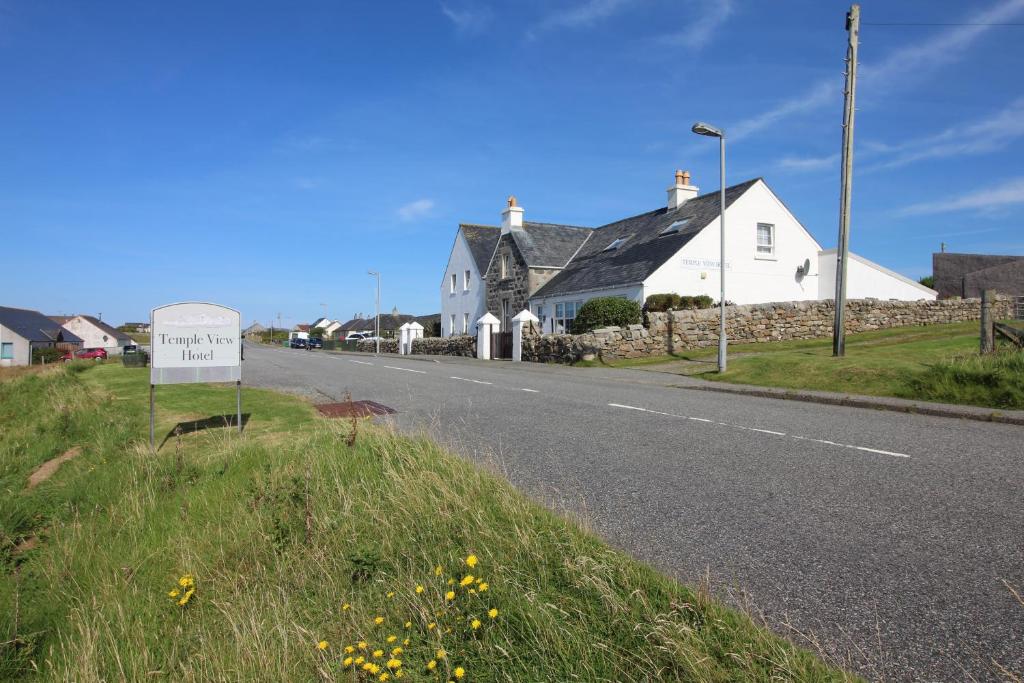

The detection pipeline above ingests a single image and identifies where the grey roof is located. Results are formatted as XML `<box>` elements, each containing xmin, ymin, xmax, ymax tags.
<box><xmin>0</xmin><ymin>306</ymin><xmax>83</xmax><ymax>344</ymax></box>
<box><xmin>509</xmin><ymin>221</ymin><xmax>593</xmax><ymax>268</ymax></box>
<box><xmin>459</xmin><ymin>224</ymin><xmax>501</xmax><ymax>276</ymax></box>
<box><xmin>933</xmin><ymin>252</ymin><xmax>1024</xmax><ymax>299</ymax></box>
<box><xmin>533</xmin><ymin>178</ymin><xmax>760</xmax><ymax>299</ymax></box>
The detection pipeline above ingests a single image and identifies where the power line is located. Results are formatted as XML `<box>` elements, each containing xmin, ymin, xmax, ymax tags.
<box><xmin>862</xmin><ymin>22</ymin><xmax>1024</xmax><ymax>26</ymax></box>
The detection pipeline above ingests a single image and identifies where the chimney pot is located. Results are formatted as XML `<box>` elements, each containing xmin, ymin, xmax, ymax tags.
<box><xmin>501</xmin><ymin>194</ymin><xmax>524</xmax><ymax>232</ymax></box>
<box><xmin>667</xmin><ymin>168</ymin><xmax>698</xmax><ymax>210</ymax></box>
<box><xmin>508</xmin><ymin>195</ymin><xmax>517</xmax><ymax>208</ymax></box>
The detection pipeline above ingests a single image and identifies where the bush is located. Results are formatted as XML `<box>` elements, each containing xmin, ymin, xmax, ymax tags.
<box><xmin>32</xmin><ymin>347</ymin><xmax>64</xmax><ymax>364</ymax></box>
<box><xmin>570</xmin><ymin>297</ymin><xmax>642</xmax><ymax>334</ymax></box>
<box><xmin>644</xmin><ymin>293</ymin><xmax>715</xmax><ymax>312</ymax></box>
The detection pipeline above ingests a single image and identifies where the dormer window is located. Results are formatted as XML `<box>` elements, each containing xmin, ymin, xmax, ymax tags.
<box><xmin>660</xmin><ymin>219</ymin><xmax>690</xmax><ymax>236</ymax></box>
<box><xmin>603</xmin><ymin>236</ymin><xmax>630</xmax><ymax>252</ymax></box>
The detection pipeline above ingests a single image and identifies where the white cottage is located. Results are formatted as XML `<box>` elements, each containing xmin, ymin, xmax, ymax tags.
<box><xmin>440</xmin><ymin>224</ymin><xmax>501</xmax><ymax>337</ymax></box>
<box><xmin>51</xmin><ymin>314</ymin><xmax>135</xmax><ymax>355</ymax></box>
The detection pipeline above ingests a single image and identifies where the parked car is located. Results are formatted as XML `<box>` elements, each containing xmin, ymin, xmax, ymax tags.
<box><xmin>307</xmin><ymin>337</ymin><xmax>323</xmax><ymax>349</ymax></box>
<box><xmin>123</xmin><ymin>344</ymin><xmax>139</xmax><ymax>354</ymax></box>
<box><xmin>62</xmin><ymin>347</ymin><xmax>108</xmax><ymax>361</ymax></box>
<box><xmin>344</xmin><ymin>332</ymin><xmax>368</xmax><ymax>341</ymax></box>
<box><xmin>289</xmin><ymin>337</ymin><xmax>308</xmax><ymax>349</ymax></box>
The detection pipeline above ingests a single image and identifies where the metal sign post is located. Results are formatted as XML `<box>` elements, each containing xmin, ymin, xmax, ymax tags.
<box><xmin>149</xmin><ymin>302</ymin><xmax>243</xmax><ymax>450</ymax></box>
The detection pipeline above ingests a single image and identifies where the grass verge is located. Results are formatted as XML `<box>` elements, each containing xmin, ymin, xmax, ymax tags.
<box><xmin>0</xmin><ymin>364</ymin><xmax>854</xmax><ymax>681</ymax></box>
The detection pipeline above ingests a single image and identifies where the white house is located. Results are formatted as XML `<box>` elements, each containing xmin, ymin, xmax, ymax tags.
<box><xmin>51</xmin><ymin>315</ymin><xmax>135</xmax><ymax>355</ymax></box>
<box><xmin>0</xmin><ymin>306</ymin><xmax>83</xmax><ymax>366</ymax></box>
<box><xmin>524</xmin><ymin>171</ymin><xmax>935</xmax><ymax>331</ymax></box>
<box><xmin>440</xmin><ymin>224</ymin><xmax>500</xmax><ymax>337</ymax></box>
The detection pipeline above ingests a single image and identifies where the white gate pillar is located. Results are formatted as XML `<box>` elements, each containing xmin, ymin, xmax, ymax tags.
<box><xmin>511</xmin><ymin>309</ymin><xmax>539</xmax><ymax>362</ymax></box>
<box><xmin>476</xmin><ymin>312</ymin><xmax>500</xmax><ymax>360</ymax></box>
<box><xmin>398</xmin><ymin>322</ymin><xmax>411</xmax><ymax>355</ymax></box>
<box><xmin>407</xmin><ymin>322</ymin><xmax>423</xmax><ymax>354</ymax></box>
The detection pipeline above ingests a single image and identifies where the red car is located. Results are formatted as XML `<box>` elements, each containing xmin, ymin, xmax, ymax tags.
<box><xmin>62</xmin><ymin>347</ymin><xmax>108</xmax><ymax>361</ymax></box>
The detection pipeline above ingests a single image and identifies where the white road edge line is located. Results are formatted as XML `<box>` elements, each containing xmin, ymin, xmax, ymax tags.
<box><xmin>521</xmin><ymin>388</ymin><xmax>539</xmax><ymax>393</ymax></box>
<box><xmin>383</xmin><ymin>365</ymin><xmax>427</xmax><ymax>374</ymax></box>
<box><xmin>349</xmin><ymin>360</ymin><xmax>374</xmax><ymax>366</ymax></box>
<box><xmin>607</xmin><ymin>402</ymin><xmax>909</xmax><ymax>458</ymax></box>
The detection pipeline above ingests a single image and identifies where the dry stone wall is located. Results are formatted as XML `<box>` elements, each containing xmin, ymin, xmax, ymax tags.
<box><xmin>412</xmin><ymin>335</ymin><xmax>476</xmax><ymax>357</ymax></box>
<box><xmin>522</xmin><ymin>296</ymin><xmax>1011</xmax><ymax>363</ymax></box>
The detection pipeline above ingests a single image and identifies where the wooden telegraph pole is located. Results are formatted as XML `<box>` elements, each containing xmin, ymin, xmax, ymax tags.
<box><xmin>833</xmin><ymin>4</ymin><xmax>859</xmax><ymax>357</ymax></box>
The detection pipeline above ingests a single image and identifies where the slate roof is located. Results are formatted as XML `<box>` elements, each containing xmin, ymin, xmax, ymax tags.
<box><xmin>509</xmin><ymin>221</ymin><xmax>593</xmax><ymax>268</ymax></box>
<box><xmin>933</xmin><ymin>252</ymin><xmax>1024</xmax><ymax>299</ymax></box>
<box><xmin>459</xmin><ymin>224</ymin><xmax>501</xmax><ymax>276</ymax></box>
<box><xmin>0</xmin><ymin>306</ymin><xmax>83</xmax><ymax>344</ymax></box>
<box><xmin>533</xmin><ymin>178</ymin><xmax>760</xmax><ymax>299</ymax></box>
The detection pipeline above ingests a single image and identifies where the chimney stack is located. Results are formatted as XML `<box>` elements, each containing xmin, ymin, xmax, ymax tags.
<box><xmin>667</xmin><ymin>169</ymin><xmax>699</xmax><ymax>210</ymax></box>
<box><xmin>501</xmin><ymin>195</ymin><xmax>524</xmax><ymax>233</ymax></box>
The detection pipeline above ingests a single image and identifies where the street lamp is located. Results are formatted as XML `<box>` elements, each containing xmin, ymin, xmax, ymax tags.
<box><xmin>691</xmin><ymin>121</ymin><xmax>727</xmax><ymax>373</ymax></box>
<box><xmin>367</xmin><ymin>270</ymin><xmax>380</xmax><ymax>355</ymax></box>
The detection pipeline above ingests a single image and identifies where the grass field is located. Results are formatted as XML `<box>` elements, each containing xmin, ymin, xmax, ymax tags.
<box><xmin>0</xmin><ymin>364</ymin><xmax>853</xmax><ymax>681</ymax></box>
<box><xmin>580</xmin><ymin>321</ymin><xmax>1024</xmax><ymax>409</ymax></box>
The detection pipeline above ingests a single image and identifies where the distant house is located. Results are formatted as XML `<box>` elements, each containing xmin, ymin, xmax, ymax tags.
<box><xmin>50</xmin><ymin>315</ymin><xmax>133</xmax><ymax>355</ymax></box>
<box><xmin>932</xmin><ymin>252</ymin><xmax>1024</xmax><ymax>300</ymax></box>
<box><xmin>322</xmin><ymin>320</ymin><xmax>345</xmax><ymax>338</ymax></box>
<box><xmin>440</xmin><ymin>224</ymin><xmax>500</xmax><ymax>337</ymax></box>
<box><xmin>1</xmin><ymin>306</ymin><xmax>82</xmax><ymax>366</ymax></box>
<box><xmin>242</xmin><ymin>322</ymin><xmax>267</xmax><ymax>338</ymax></box>
<box><xmin>444</xmin><ymin>171</ymin><xmax>936</xmax><ymax>334</ymax></box>
<box><xmin>310</xmin><ymin>317</ymin><xmax>332</xmax><ymax>330</ymax></box>
<box><xmin>121</xmin><ymin>321</ymin><xmax>150</xmax><ymax>333</ymax></box>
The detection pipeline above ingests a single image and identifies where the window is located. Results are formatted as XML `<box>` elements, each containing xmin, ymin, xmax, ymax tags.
<box><xmin>450</xmin><ymin>273</ymin><xmax>457</xmax><ymax>294</ymax></box>
<box><xmin>756</xmin><ymin>223</ymin><xmax>775</xmax><ymax>257</ymax></box>
<box><xmin>463</xmin><ymin>313</ymin><xmax>469</xmax><ymax>333</ymax></box>
<box><xmin>450</xmin><ymin>314</ymin><xmax>456</xmax><ymax>335</ymax></box>
<box><xmin>1</xmin><ymin>342</ymin><xmax>12</xmax><ymax>360</ymax></box>
<box><xmin>464</xmin><ymin>269</ymin><xmax>471</xmax><ymax>291</ymax></box>
<box><xmin>535</xmin><ymin>305</ymin><xmax>545</xmax><ymax>326</ymax></box>
<box><xmin>660</xmin><ymin>218</ymin><xmax>690</xmax><ymax>236</ymax></box>
<box><xmin>603</xmin><ymin>236</ymin><xmax>630</xmax><ymax>251</ymax></box>
<box><xmin>501</xmin><ymin>299</ymin><xmax>510</xmax><ymax>328</ymax></box>
<box><xmin>500</xmin><ymin>254</ymin><xmax>510</xmax><ymax>279</ymax></box>
<box><xmin>553</xmin><ymin>300</ymin><xmax>584</xmax><ymax>333</ymax></box>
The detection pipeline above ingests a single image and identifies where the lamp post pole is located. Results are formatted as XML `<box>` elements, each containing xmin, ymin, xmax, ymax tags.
<box><xmin>692</xmin><ymin>121</ymin><xmax>728</xmax><ymax>373</ymax></box>
<box><xmin>368</xmin><ymin>271</ymin><xmax>380</xmax><ymax>355</ymax></box>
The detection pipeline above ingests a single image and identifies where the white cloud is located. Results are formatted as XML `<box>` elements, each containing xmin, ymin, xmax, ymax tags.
<box><xmin>440</xmin><ymin>3</ymin><xmax>493</xmax><ymax>34</ymax></box>
<box><xmin>526</xmin><ymin>0</ymin><xmax>635</xmax><ymax>40</ymax></box>
<box><xmin>898</xmin><ymin>177</ymin><xmax>1024</xmax><ymax>216</ymax></box>
<box><xmin>729</xmin><ymin>80</ymin><xmax>839</xmax><ymax>141</ymax></box>
<box><xmin>657</xmin><ymin>0</ymin><xmax>734</xmax><ymax>50</ymax></box>
<box><xmin>293</xmin><ymin>177</ymin><xmax>323</xmax><ymax>190</ymax></box>
<box><xmin>397</xmin><ymin>198</ymin><xmax>436</xmax><ymax>221</ymax></box>
<box><xmin>778</xmin><ymin>153</ymin><xmax>839</xmax><ymax>172</ymax></box>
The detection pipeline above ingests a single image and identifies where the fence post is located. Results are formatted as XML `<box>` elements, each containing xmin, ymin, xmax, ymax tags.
<box><xmin>407</xmin><ymin>322</ymin><xmax>423</xmax><ymax>355</ymax></box>
<box><xmin>980</xmin><ymin>289</ymin><xmax>995</xmax><ymax>354</ymax></box>
<box><xmin>511</xmin><ymin>309</ymin><xmax>539</xmax><ymax>362</ymax></box>
<box><xmin>476</xmin><ymin>313</ymin><xmax>499</xmax><ymax>360</ymax></box>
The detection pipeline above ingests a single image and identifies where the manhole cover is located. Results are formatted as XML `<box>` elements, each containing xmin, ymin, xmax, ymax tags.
<box><xmin>316</xmin><ymin>401</ymin><xmax>396</xmax><ymax>418</ymax></box>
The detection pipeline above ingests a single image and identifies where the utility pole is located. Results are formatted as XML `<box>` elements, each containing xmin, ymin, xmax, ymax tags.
<box><xmin>833</xmin><ymin>3</ymin><xmax>859</xmax><ymax>357</ymax></box>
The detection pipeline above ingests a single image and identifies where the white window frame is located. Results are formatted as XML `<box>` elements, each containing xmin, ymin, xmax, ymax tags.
<box><xmin>450</xmin><ymin>314</ymin><xmax>456</xmax><ymax>336</ymax></box>
<box><xmin>1</xmin><ymin>342</ymin><xmax>13</xmax><ymax>360</ymax></box>
<box><xmin>450</xmin><ymin>273</ymin><xmax>457</xmax><ymax>294</ymax></box>
<box><xmin>756</xmin><ymin>222</ymin><xmax>776</xmax><ymax>259</ymax></box>
<box><xmin>463</xmin><ymin>313</ymin><xmax>469</xmax><ymax>334</ymax></box>
<box><xmin>553</xmin><ymin>300</ymin><xmax>584</xmax><ymax>333</ymax></box>
<box><xmin>501</xmin><ymin>254</ymin><xmax>510</xmax><ymax>279</ymax></box>
<box><xmin>463</xmin><ymin>269</ymin><xmax>471</xmax><ymax>291</ymax></box>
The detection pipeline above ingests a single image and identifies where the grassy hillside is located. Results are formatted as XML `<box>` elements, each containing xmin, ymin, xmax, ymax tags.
<box><xmin>0</xmin><ymin>364</ymin><xmax>854</xmax><ymax>682</ymax></box>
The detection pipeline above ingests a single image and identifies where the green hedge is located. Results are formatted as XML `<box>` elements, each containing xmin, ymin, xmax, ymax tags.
<box><xmin>644</xmin><ymin>293</ymin><xmax>715</xmax><ymax>312</ymax></box>
<box><xmin>570</xmin><ymin>297</ymin><xmax>642</xmax><ymax>334</ymax></box>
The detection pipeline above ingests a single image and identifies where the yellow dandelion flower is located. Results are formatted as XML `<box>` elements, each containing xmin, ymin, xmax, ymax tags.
<box><xmin>317</xmin><ymin>640</ymin><xmax>329</xmax><ymax>650</ymax></box>
<box><xmin>475</xmin><ymin>577</ymin><xmax>483</xmax><ymax>584</ymax></box>
<box><xmin>445</xmin><ymin>591</ymin><xmax>455</xmax><ymax>601</ymax></box>
<box><xmin>379</xmin><ymin>674</ymin><xmax>390</xmax><ymax>682</ymax></box>
<box><xmin>370</xmin><ymin>664</ymin><xmax>381</xmax><ymax>674</ymax></box>
<box><xmin>178</xmin><ymin>575</ymin><xmax>194</xmax><ymax>588</ymax></box>
<box><xmin>454</xmin><ymin>667</ymin><xmax>465</xmax><ymax>679</ymax></box>
<box><xmin>436</xmin><ymin>648</ymin><xmax>447</xmax><ymax>659</ymax></box>
<box><xmin>404</xmin><ymin>621</ymin><xmax>412</xmax><ymax>629</ymax></box>
<box><xmin>342</xmin><ymin>603</ymin><xmax>351</xmax><ymax>611</ymax></box>
<box><xmin>460</xmin><ymin>575</ymin><xmax>475</xmax><ymax>587</ymax></box>
<box><xmin>395</xmin><ymin>671</ymin><xmax>404</xmax><ymax>679</ymax></box>
<box><xmin>426</xmin><ymin>660</ymin><xmax>437</xmax><ymax>671</ymax></box>
<box><xmin>391</xmin><ymin>646</ymin><xmax>403</xmax><ymax>656</ymax></box>
<box><xmin>343</xmin><ymin>656</ymin><xmax>353</xmax><ymax>667</ymax></box>
<box><xmin>478</xmin><ymin>582</ymin><xmax>488</xmax><ymax>592</ymax></box>
<box><xmin>358</xmin><ymin>641</ymin><xmax>368</xmax><ymax>650</ymax></box>
<box><xmin>345</xmin><ymin>645</ymin><xmax>355</xmax><ymax>654</ymax></box>
<box><xmin>403</xmin><ymin>638</ymin><xmax>410</xmax><ymax>646</ymax></box>
<box><xmin>447</xmin><ymin>578</ymin><xmax>454</xmax><ymax>585</ymax></box>
<box><xmin>374</xmin><ymin>616</ymin><xmax>385</xmax><ymax>625</ymax></box>
<box><xmin>469</xmin><ymin>589</ymin><xmax>476</xmax><ymax>595</ymax></box>
<box><xmin>415</xmin><ymin>585</ymin><xmax>425</xmax><ymax>594</ymax></box>
<box><xmin>387</xmin><ymin>591</ymin><xmax>395</xmax><ymax>599</ymax></box>
<box><xmin>465</xmin><ymin>554</ymin><xmax>478</xmax><ymax>568</ymax></box>
<box><xmin>471</xmin><ymin>618</ymin><xmax>482</xmax><ymax>629</ymax></box>
<box><xmin>177</xmin><ymin>588</ymin><xmax>194</xmax><ymax>606</ymax></box>
<box><xmin>363</xmin><ymin>663</ymin><xmax>373</xmax><ymax>671</ymax></box>
<box><xmin>386</xmin><ymin>658</ymin><xmax>402</xmax><ymax>669</ymax></box>
<box><xmin>373</xmin><ymin>649</ymin><xmax>384</xmax><ymax>658</ymax></box>
<box><xmin>488</xmin><ymin>608</ymin><xmax>498</xmax><ymax>619</ymax></box>
<box><xmin>168</xmin><ymin>589</ymin><xmax>179</xmax><ymax>598</ymax></box>
<box><xmin>387</xmin><ymin>635</ymin><xmax>397</xmax><ymax>643</ymax></box>
<box><xmin>435</xmin><ymin>565</ymin><xmax>443</xmax><ymax>576</ymax></box>
<box><xmin>427</xmin><ymin>622</ymin><xmax>436</xmax><ymax>630</ymax></box>
<box><xmin>355</xmin><ymin>656</ymin><xmax>365</xmax><ymax>665</ymax></box>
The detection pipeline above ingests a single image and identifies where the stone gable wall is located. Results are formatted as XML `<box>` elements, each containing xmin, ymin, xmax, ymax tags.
<box><xmin>485</xmin><ymin>234</ymin><xmax>530</xmax><ymax>327</ymax></box>
<box><xmin>522</xmin><ymin>296</ymin><xmax>1012</xmax><ymax>363</ymax></box>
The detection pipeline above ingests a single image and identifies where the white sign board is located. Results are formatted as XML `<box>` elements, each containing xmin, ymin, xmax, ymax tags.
<box><xmin>151</xmin><ymin>302</ymin><xmax>241</xmax><ymax>385</ymax></box>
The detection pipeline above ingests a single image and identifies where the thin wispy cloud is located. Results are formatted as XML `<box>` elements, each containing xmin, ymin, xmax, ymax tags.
<box><xmin>526</xmin><ymin>0</ymin><xmax>635</xmax><ymax>40</ymax></box>
<box><xmin>898</xmin><ymin>177</ymin><xmax>1024</xmax><ymax>216</ymax></box>
<box><xmin>727</xmin><ymin>0</ymin><xmax>1024</xmax><ymax>142</ymax></box>
<box><xmin>293</xmin><ymin>177</ymin><xmax>323</xmax><ymax>190</ymax></box>
<box><xmin>397</xmin><ymin>198</ymin><xmax>436</xmax><ymax>221</ymax></box>
<box><xmin>778</xmin><ymin>153</ymin><xmax>840</xmax><ymax>172</ymax></box>
<box><xmin>657</xmin><ymin>0</ymin><xmax>734</xmax><ymax>50</ymax></box>
<box><xmin>440</xmin><ymin>3</ymin><xmax>493</xmax><ymax>35</ymax></box>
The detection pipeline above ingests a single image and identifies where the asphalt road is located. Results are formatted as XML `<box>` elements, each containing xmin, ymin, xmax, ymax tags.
<box><xmin>243</xmin><ymin>343</ymin><xmax>1023</xmax><ymax>682</ymax></box>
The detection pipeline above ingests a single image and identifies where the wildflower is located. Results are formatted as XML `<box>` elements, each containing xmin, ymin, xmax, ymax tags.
<box><xmin>447</xmin><ymin>578</ymin><xmax>454</xmax><ymax>585</ymax></box>
<box><xmin>317</xmin><ymin>640</ymin><xmax>329</xmax><ymax>650</ymax></box>
<box><xmin>404</xmin><ymin>621</ymin><xmax>412</xmax><ymax>629</ymax></box>
<box><xmin>415</xmin><ymin>585</ymin><xmax>425</xmax><ymax>594</ymax></box>
<box><xmin>386</xmin><ymin>658</ymin><xmax>402</xmax><ymax>669</ymax></box>
<box><xmin>387</xmin><ymin>591</ymin><xmax>395</xmax><ymax>599</ymax></box>
<box><xmin>358</xmin><ymin>641</ymin><xmax>368</xmax><ymax>650</ymax></box>
<box><xmin>355</xmin><ymin>656</ymin><xmax>365</xmax><ymax>665</ymax></box>
<box><xmin>427</xmin><ymin>623</ymin><xmax>436</xmax><ymax>630</ymax></box>
<box><xmin>435</xmin><ymin>565</ymin><xmax>443</xmax><ymax>576</ymax></box>
<box><xmin>465</xmin><ymin>554</ymin><xmax>478</xmax><ymax>568</ymax></box>
<box><xmin>426</xmin><ymin>660</ymin><xmax>437</xmax><ymax>671</ymax></box>
<box><xmin>454</xmin><ymin>667</ymin><xmax>465</xmax><ymax>679</ymax></box>
<box><xmin>488</xmin><ymin>608</ymin><xmax>499</xmax><ymax>619</ymax></box>
<box><xmin>436</xmin><ymin>648</ymin><xmax>447</xmax><ymax>659</ymax></box>
<box><xmin>475</xmin><ymin>578</ymin><xmax>482</xmax><ymax>584</ymax></box>
<box><xmin>178</xmin><ymin>575</ymin><xmax>194</xmax><ymax>588</ymax></box>
<box><xmin>387</xmin><ymin>635</ymin><xmax>397</xmax><ymax>643</ymax></box>
<box><xmin>395</xmin><ymin>671</ymin><xmax>404</xmax><ymax>679</ymax></box>
<box><xmin>177</xmin><ymin>588</ymin><xmax>195</xmax><ymax>606</ymax></box>
<box><xmin>445</xmin><ymin>591</ymin><xmax>455</xmax><ymax>601</ymax></box>
<box><xmin>374</xmin><ymin>616</ymin><xmax>385</xmax><ymax>625</ymax></box>
<box><xmin>343</xmin><ymin>656</ymin><xmax>353</xmax><ymax>667</ymax></box>
<box><xmin>168</xmin><ymin>589</ymin><xmax>179</xmax><ymax>598</ymax></box>
<box><xmin>379</xmin><ymin>674</ymin><xmax>390</xmax><ymax>682</ymax></box>
<box><xmin>469</xmin><ymin>589</ymin><xmax>476</xmax><ymax>595</ymax></box>
<box><xmin>373</xmin><ymin>649</ymin><xmax>384</xmax><ymax>658</ymax></box>
<box><xmin>342</xmin><ymin>603</ymin><xmax>351</xmax><ymax>611</ymax></box>
<box><xmin>345</xmin><ymin>645</ymin><xmax>355</xmax><ymax>654</ymax></box>
<box><xmin>460</xmin><ymin>575</ymin><xmax>475</xmax><ymax>587</ymax></box>
<box><xmin>403</xmin><ymin>638</ymin><xmax>410</xmax><ymax>646</ymax></box>
<box><xmin>391</xmin><ymin>646</ymin><xmax>403</xmax><ymax>656</ymax></box>
<box><xmin>478</xmin><ymin>582</ymin><xmax>489</xmax><ymax>592</ymax></box>
<box><xmin>471</xmin><ymin>618</ymin><xmax>481</xmax><ymax>630</ymax></box>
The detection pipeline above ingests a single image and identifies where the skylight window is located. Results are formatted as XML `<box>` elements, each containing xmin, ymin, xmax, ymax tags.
<box><xmin>603</xmin><ymin>236</ymin><xmax>630</xmax><ymax>252</ymax></box>
<box><xmin>660</xmin><ymin>219</ymin><xmax>690</xmax><ymax>236</ymax></box>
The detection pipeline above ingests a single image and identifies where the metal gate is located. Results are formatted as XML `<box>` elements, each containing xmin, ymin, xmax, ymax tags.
<box><xmin>1015</xmin><ymin>296</ymin><xmax>1024</xmax><ymax>320</ymax></box>
<box><xmin>491</xmin><ymin>331</ymin><xmax>512</xmax><ymax>359</ymax></box>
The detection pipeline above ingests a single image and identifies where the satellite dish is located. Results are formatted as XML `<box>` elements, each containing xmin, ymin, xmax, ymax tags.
<box><xmin>796</xmin><ymin>258</ymin><xmax>811</xmax><ymax>277</ymax></box>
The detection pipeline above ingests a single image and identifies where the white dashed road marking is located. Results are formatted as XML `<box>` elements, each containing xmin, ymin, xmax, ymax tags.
<box><xmin>607</xmin><ymin>402</ymin><xmax>910</xmax><ymax>458</ymax></box>
<box><xmin>521</xmin><ymin>388</ymin><xmax>539</xmax><ymax>393</ymax></box>
<box><xmin>384</xmin><ymin>365</ymin><xmax>427</xmax><ymax>374</ymax></box>
<box><xmin>349</xmin><ymin>360</ymin><xmax>374</xmax><ymax>366</ymax></box>
<box><xmin>450</xmin><ymin>376</ymin><xmax>493</xmax><ymax>385</ymax></box>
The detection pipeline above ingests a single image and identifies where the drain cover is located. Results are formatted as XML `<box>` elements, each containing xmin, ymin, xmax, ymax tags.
<box><xmin>316</xmin><ymin>401</ymin><xmax>396</xmax><ymax>418</ymax></box>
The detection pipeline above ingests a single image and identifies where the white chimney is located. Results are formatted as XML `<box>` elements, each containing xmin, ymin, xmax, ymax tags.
<box><xmin>501</xmin><ymin>195</ymin><xmax>524</xmax><ymax>233</ymax></box>
<box><xmin>667</xmin><ymin>169</ymin><xmax>698</xmax><ymax>210</ymax></box>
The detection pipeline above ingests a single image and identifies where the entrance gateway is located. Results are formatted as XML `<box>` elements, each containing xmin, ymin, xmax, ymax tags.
<box><xmin>150</xmin><ymin>302</ymin><xmax>242</xmax><ymax>448</ymax></box>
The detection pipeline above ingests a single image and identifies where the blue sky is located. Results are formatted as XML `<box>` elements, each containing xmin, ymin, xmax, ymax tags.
<box><xmin>2</xmin><ymin>0</ymin><xmax>1023</xmax><ymax>327</ymax></box>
